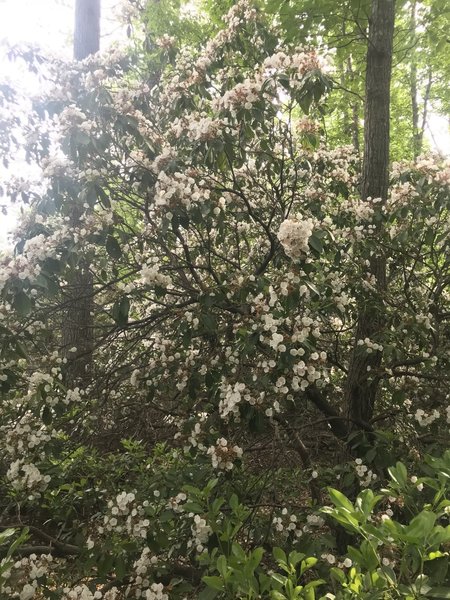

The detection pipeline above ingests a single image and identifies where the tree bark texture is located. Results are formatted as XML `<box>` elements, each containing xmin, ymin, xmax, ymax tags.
<box><xmin>62</xmin><ymin>0</ymin><xmax>100</xmax><ymax>385</ymax></box>
<box><xmin>344</xmin><ymin>0</ymin><xmax>395</xmax><ymax>428</ymax></box>
<box><xmin>74</xmin><ymin>0</ymin><xmax>101</xmax><ymax>60</ymax></box>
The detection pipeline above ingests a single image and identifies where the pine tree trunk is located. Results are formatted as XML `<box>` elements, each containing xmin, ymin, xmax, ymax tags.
<box><xmin>344</xmin><ymin>0</ymin><xmax>395</xmax><ymax>429</ymax></box>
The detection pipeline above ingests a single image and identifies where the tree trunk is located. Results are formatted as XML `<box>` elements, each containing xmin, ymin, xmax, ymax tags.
<box><xmin>341</xmin><ymin>21</ymin><xmax>360</xmax><ymax>153</ymax></box>
<box><xmin>409</xmin><ymin>0</ymin><xmax>421</xmax><ymax>159</ymax></box>
<box><xmin>345</xmin><ymin>51</ymin><xmax>360</xmax><ymax>153</ymax></box>
<box><xmin>419</xmin><ymin>67</ymin><xmax>433</xmax><ymax>154</ymax></box>
<box><xmin>74</xmin><ymin>0</ymin><xmax>101</xmax><ymax>60</ymax></box>
<box><xmin>344</xmin><ymin>0</ymin><xmax>395</xmax><ymax>429</ymax></box>
<box><xmin>62</xmin><ymin>0</ymin><xmax>100</xmax><ymax>385</ymax></box>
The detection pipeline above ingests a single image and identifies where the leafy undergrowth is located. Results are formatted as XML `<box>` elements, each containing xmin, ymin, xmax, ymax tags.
<box><xmin>1</xmin><ymin>444</ymin><xmax>450</xmax><ymax>599</ymax></box>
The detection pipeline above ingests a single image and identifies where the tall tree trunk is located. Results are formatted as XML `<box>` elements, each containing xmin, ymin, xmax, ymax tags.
<box><xmin>345</xmin><ymin>54</ymin><xmax>361</xmax><ymax>153</ymax></box>
<box><xmin>341</xmin><ymin>21</ymin><xmax>360</xmax><ymax>152</ymax></box>
<box><xmin>419</xmin><ymin>67</ymin><xmax>433</xmax><ymax>154</ymax></box>
<box><xmin>344</xmin><ymin>0</ymin><xmax>395</xmax><ymax>429</ymax></box>
<box><xmin>74</xmin><ymin>0</ymin><xmax>101</xmax><ymax>60</ymax></box>
<box><xmin>62</xmin><ymin>0</ymin><xmax>100</xmax><ymax>385</ymax></box>
<box><xmin>409</xmin><ymin>0</ymin><xmax>421</xmax><ymax>159</ymax></box>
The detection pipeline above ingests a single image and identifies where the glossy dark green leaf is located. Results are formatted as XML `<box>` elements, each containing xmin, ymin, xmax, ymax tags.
<box><xmin>13</xmin><ymin>291</ymin><xmax>32</xmax><ymax>316</ymax></box>
<box><xmin>112</xmin><ymin>296</ymin><xmax>130</xmax><ymax>327</ymax></box>
<box><xmin>106</xmin><ymin>235</ymin><xmax>122</xmax><ymax>259</ymax></box>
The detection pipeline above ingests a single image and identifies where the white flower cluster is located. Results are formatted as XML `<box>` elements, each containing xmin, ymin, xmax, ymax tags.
<box><xmin>63</xmin><ymin>387</ymin><xmax>82</xmax><ymax>405</ymax></box>
<box><xmin>414</xmin><ymin>408</ymin><xmax>440</xmax><ymax>427</ymax></box>
<box><xmin>218</xmin><ymin>381</ymin><xmax>245</xmax><ymax>419</ymax></box>
<box><xmin>214</xmin><ymin>78</ymin><xmax>262</xmax><ymax>114</ymax></box>
<box><xmin>23</xmin><ymin>233</ymin><xmax>59</xmax><ymax>262</ymax></box>
<box><xmin>3</xmin><ymin>414</ymin><xmax>54</xmax><ymax>457</ymax></box>
<box><xmin>0</xmin><ymin>253</ymin><xmax>42</xmax><ymax>293</ymax></box>
<box><xmin>101</xmin><ymin>491</ymin><xmax>150</xmax><ymax>539</ymax></box>
<box><xmin>1</xmin><ymin>553</ymin><xmax>53</xmax><ymax>599</ymax></box>
<box><xmin>186</xmin><ymin>421</ymin><xmax>203</xmax><ymax>449</ymax></box>
<box><xmin>410</xmin><ymin>476</ymin><xmax>424</xmax><ymax>492</ymax></box>
<box><xmin>185</xmin><ymin>116</ymin><xmax>224</xmax><ymax>142</ymax></box>
<box><xmin>277</xmin><ymin>216</ymin><xmax>315</xmax><ymax>260</ymax></box>
<box><xmin>303</xmin><ymin>513</ymin><xmax>325</xmax><ymax>531</ymax></box>
<box><xmin>79</xmin><ymin>166</ymin><xmax>108</xmax><ymax>183</ymax></box>
<box><xmin>295</xmin><ymin>116</ymin><xmax>319</xmax><ymax>135</ymax></box>
<box><xmin>207</xmin><ymin>438</ymin><xmax>243</xmax><ymax>471</ymax></box>
<box><xmin>355</xmin><ymin>458</ymin><xmax>378</xmax><ymax>487</ymax></box>
<box><xmin>340</xmin><ymin>199</ymin><xmax>375</xmax><ymax>222</ymax></box>
<box><xmin>6</xmin><ymin>459</ymin><xmax>51</xmax><ymax>495</ymax></box>
<box><xmin>28</xmin><ymin>371</ymin><xmax>54</xmax><ymax>391</ymax></box>
<box><xmin>388</xmin><ymin>182</ymin><xmax>418</xmax><ymax>208</ymax></box>
<box><xmin>0</xmin><ymin>213</ymin><xmax>84</xmax><ymax>295</ymax></box>
<box><xmin>272</xmin><ymin>512</ymin><xmax>303</xmax><ymax>538</ymax></box>
<box><xmin>166</xmin><ymin>491</ymin><xmax>187</xmax><ymax>513</ymax></box>
<box><xmin>150</xmin><ymin>147</ymin><xmax>177</xmax><ymax>174</ymax></box>
<box><xmin>416</xmin><ymin>313</ymin><xmax>433</xmax><ymax>329</ymax></box>
<box><xmin>272</xmin><ymin>508</ymin><xmax>325</xmax><ymax>538</ymax></box>
<box><xmin>123</xmin><ymin>547</ymin><xmax>159</xmax><ymax>598</ymax></box>
<box><xmin>356</xmin><ymin>337</ymin><xmax>383</xmax><ymax>353</ymax></box>
<box><xmin>58</xmin><ymin>105</ymin><xmax>95</xmax><ymax>136</ymax></box>
<box><xmin>188</xmin><ymin>514</ymin><xmax>212</xmax><ymax>553</ymax></box>
<box><xmin>291</xmin><ymin>358</ymin><xmax>325</xmax><ymax>390</ymax></box>
<box><xmin>154</xmin><ymin>171</ymin><xmax>209</xmax><ymax>209</ymax></box>
<box><xmin>140</xmin><ymin>261</ymin><xmax>172</xmax><ymax>288</ymax></box>
<box><xmin>262</xmin><ymin>49</ymin><xmax>322</xmax><ymax>79</ymax></box>
<box><xmin>144</xmin><ymin>583</ymin><xmax>169</xmax><ymax>600</ymax></box>
<box><xmin>269</xmin><ymin>331</ymin><xmax>286</xmax><ymax>352</ymax></box>
<box><xmin>41</xmin><ymin>155</ymin><xmax>75</xmax><ymax>178</ymax></box>
<box><xmin>62</xmin><ymin>584</ymin><xmax>103</xmax><ymax>600</ymax></box>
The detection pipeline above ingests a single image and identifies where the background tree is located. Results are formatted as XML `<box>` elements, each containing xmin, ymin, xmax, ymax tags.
<box><xmin>74</xmin><ymin>0</ymin><xmax>101</xmax><ymax>60</ymax></box>
<box><xmin>61</xmin><ymin>0</ymin><xmax>102</xmax><ymax>384</ymax></box>
<box><xmin>344</xmin><ymin>0</ymin><xmax>395</xmax><ymax>430</ymax></box>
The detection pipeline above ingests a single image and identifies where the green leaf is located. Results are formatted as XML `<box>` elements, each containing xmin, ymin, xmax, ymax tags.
<box><xmin>106</xmin><ymin>235</ymin><xmax>122</xmax><ymax>259</ymax></box>
<box><xmin>42</xmin><ymin>405</ymin><xmax>52</xmax><ymax>425</ymax></box>
<box><xmin>425</xmin><ymin>555</ymin><xmax>449</xmax><ymax>584</ymax></box>
<box><xmin>270</xmin><ymin>591</ymin><xmax>287</xmax><ymax>600</ymax></box>
<box><xmin>308</xmin><ymin>233</ymin><xmax>323</xmax><ymax>254</ymax></box>
<box><xmin>330</xmin><ymin>567</ymin><xmax>346</xmax><ymax>583</ymax></box>
<box><xmin>202</xmin><ymin>576</ymin><xmax>225</xmax><ymax>592</ymax></box>
<box><xmin>405</xmin><ymin>511</ymin><xmax>437</xmax><ymax>542</ymax></box>
<box><xmin>216</xmin><ymin>555</ymin><xmax>227</xmax><ymax>579</ymax></box>
<box><xmin>380</xmin><ymin>565</ymin><xmax>397</xmax><ymax>586</ymax></box>
<box><xmin>273</xmin><ymin>547</ymin><xmax>287</xmax><ymax>563</ymax></box>
<box><xmin>388</xmin><ymin>461</ymin><xmax>408</xmax><ymax>487</ymax></box>
<box><xmin>271</xmin><ymin>572</ymin><xmax>287</xmax><ymax>586</ymax></box>
<box><xmin>327</xmin><ymin>488</ymin><xmax>355</xmax><ymax>512</ymax></box>
<box><xmin>198</xmin><ymin>586</ymin><xmax>219</xmax><ymax>600</ymax></box>
<box><xmin>300</xmin><ymin>557</ymin><xmax>317</xmax><ymax>573</ymax></box>
<box><xmin>111</xmin><ymin>296</ymin><xmax>130</xmax><ymax>327</ymax></box>
<box><xmin>356</xmin><ymin>489</ymin><xmax>382</xmax><ymax>518</ymax></box>
<box><xmin>231</xmin><ymin>543</ymin><xmax>246</xmax><ymax>562</ymax></box>
<box><xmin>0</xmin><ymin>528</ymin><xmax>16</xmax><ymax>543</ymax></box>
<box><xmin>13</xmin><ymin>291</ymin><xmax>32</xmax><ymax>316</ymax></box>
<box><xmin>229</xmin><ymin>494</ymin><xmax>239</xmax><ymax>512</ymax></box>
<box><xmin>426</xmin><ymin>588</ymin><xmax>450</xmax><ymax>599</ymax></box>
<box><xmin>248</xmin><ymin>547</ymin><xmax>264</xmax><ymax>571</ymax></box>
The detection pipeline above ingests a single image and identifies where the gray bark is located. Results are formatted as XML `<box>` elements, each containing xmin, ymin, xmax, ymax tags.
<box><xmin>344</xmin><ymin>0</ymin><xmax>395</xmax><ymax>428</ymax></box>
<box><xmin>62</xmin><ymin>0</ymin><xmax>100</xmax><ymax>385</ymax></box>
<box><xmin>74</xmin><ymin>0</ymin><xmax>101</xmax><ymax>60</ymax></box>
